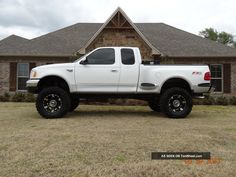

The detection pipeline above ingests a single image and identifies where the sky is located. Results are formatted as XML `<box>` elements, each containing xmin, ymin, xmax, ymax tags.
<box><xmin>0</xmin><ymin>0</ymin><xmax>235</xmax><ymax>40</ymax></box>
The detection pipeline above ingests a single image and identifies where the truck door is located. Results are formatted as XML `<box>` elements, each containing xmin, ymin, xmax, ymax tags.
<box><xmin>118</xmin><ymin>48</ymin><xmax>139</xmax><ymax>92</ymax></box>
<box><xmin>75</xmin><ymin>48</ymin><xmax>120</xmax><ymax>92</ymax></box>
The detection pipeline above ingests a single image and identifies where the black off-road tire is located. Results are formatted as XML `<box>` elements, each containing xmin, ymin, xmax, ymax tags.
<box><xmin>36</xmin><ymin>87</ymin><xmax>71</xmax><ymax>118</ymax></box>
<box><xmin>69</xmin><ymin>94</ymin><xmax>80</xmax><ymax>112</ymax></box>
<box><xmin>148</xmin><ymin>101</ymin><xmax>161</xmax><ymax>112</ymax></box>
<box><xmin>160</xmin><ymin>87</ymin><xmax>192</xmax><ymax>118</ymax></box>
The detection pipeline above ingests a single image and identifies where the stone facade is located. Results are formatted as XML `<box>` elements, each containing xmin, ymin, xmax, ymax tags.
<box><xmin>86</xmin><ymin>28</ymin><xmax>152</xmax><ymax>60</ymax></box>
<box><xmin>0</xmin><ymin>62</ymin><xmax>9</xmax><ymax>94</ymax></box>
<box><xmin>230</xmin><ymin>62</ymin><xmax>236</xmax><ymax>95</ymax></box>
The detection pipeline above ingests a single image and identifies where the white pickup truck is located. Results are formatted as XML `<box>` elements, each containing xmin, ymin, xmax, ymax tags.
<box><xmin>27</xmin><ymin>47</ymin><xmax>212</xmax><ymax>119</ymax></box>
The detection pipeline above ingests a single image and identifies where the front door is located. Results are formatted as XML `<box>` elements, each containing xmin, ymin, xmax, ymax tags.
<box><xmin>75</xmin><ymin>48</ymin><xmax>120</xmax><ymax>92</ymax></box>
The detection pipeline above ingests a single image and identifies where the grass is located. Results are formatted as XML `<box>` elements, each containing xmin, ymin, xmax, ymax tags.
<box><xmin>0</xmin><ymin>103</ymin><xmax>235</xmax><ymax>177</ymax></box>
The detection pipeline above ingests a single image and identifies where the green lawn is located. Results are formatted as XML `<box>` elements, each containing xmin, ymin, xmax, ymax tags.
<box><xmin>0</xmin><ymin>103</ymin><xmax>235</xmax><ymax>177</ymax></box>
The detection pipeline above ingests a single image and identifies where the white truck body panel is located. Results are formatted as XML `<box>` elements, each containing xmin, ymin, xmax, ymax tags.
<box><xmin>117</xmin><ymin>47</ymin><xmax>140</xmax><ymax>92</ymax></box>
<box><xmin>75</xmin><ymin>64</ymin><xmax>120</xmax><ymax>92</ymax></box>
<box><xmin>30</xmin><ymin>63</ymin><xmax>77</xmax><ymax>92</ymax></box>
<box><xmin>138</xmin><ymin>65</ymin><xmax>210</xmax><ymax>93</ymax></box>
<box><xmin>27</xmin><ymin>47</ymin><xmax>211</xmax><ymax>94</ymax></box>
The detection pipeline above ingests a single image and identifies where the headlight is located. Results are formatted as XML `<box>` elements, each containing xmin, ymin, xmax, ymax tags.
<box><xmin>30</xmin><ymin>70</ymin><xmax>37</xmax><ymax>78</ymax></box>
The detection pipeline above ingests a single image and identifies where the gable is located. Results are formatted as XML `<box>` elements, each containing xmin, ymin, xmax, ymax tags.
<box><xmin>86</xmin><ymin>28</ymin><xmax>153</xmax><ymax>59</ymax></box>
<box><xmin>84</xmin><ymin>10</ymin><xmax>155</xmax><ymax>59</ymax></box>
<box><xmin>106</xmin><ymin>11</ymin><xmax>133</xmax><ymax>29</ymax></box>
<box><xmin>78</xmin><ymin>7</ymin><xmax>160</xmax><ymax>56</ymax></box>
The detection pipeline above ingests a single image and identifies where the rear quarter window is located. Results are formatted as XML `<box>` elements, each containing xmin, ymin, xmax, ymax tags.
<box><xmin>121</xmin><ymin>49</ymin><xmax>135</xmax><ymax>65</ymax></box>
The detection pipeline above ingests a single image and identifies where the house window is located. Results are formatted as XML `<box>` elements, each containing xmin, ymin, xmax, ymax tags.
<box><xmin>210</xmin><ymin>64</ymin><xmax>223</xmax><ymax>92</ymax></box>
<box><xmin>17</xmin><ymin>63</ymin><xmax>29</xmax><ymax>91</ymax></box>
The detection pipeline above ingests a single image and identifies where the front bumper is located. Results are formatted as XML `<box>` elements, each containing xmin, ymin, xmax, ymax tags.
<box><xmin>26</xmin><ymin>79</ymin><xmax>40</xmax><ymax>93</ymax></box>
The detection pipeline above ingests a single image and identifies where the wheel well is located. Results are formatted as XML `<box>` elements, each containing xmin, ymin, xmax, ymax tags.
<box><xmin>38</xmin><ymin>76</ymin><xmax>70</xmax><ymax>93</ymax></box>
<box><xmin>161</xmin><ymin>78</ymin><xmax>192</xmax><ymax>94</ymax></box>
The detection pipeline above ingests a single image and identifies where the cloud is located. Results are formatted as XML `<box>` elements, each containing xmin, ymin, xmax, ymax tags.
<box><xmin>0</xmin><ymin>0</ymin><xmax>235</xmax><ymax>40</ymax></box>
<box><xmin>0</xmin><ymin>25</ymin><xmax>48</xmax><ymax>40</ymax></box>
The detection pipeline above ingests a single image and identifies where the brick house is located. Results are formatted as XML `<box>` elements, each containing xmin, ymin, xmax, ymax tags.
<box><xmin>1</xmin><ymin>7</ymin><xmax>236</xmax><ymax>95</ymax></box>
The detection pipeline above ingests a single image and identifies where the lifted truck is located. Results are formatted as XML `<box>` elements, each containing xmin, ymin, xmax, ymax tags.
<box><xmin>27</xmin><ymin>47</ymin><xmax>212</xmax><ymax>118</ymax></box>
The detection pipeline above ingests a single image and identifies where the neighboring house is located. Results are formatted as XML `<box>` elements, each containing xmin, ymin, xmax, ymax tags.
<box><xmin>0</xmin><ymin>7</ymin><xmax>236</xmax><ymax>95</ymax></box>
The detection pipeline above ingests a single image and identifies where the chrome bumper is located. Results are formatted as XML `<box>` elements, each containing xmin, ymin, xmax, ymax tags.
<box><xmin>26</xmin><ymin>79</ymin><xmax>39</xmax><ymax>93</ymax></box>
<box><xmin>194</xmin><ymin>84</ymin><xmax>215</xmax><ymax>98</ymax></box>
<box><xmin>26</xmin><ymin>79</ymin><xmax>39</xmax><ymax>87</ymax></box>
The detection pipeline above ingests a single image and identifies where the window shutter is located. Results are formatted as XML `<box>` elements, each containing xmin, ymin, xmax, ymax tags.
<box><xmin>29</xmin><ymin>63</ymin><xmax>36</xmax><ymax>73</ymax></box>
<box><xmin>223</xmin><ymin>63</ymin><xmax>231</xmax><ymax>93</ymax></box>
<box><xmin>9</xmin><ymin>62</ymin><xmax>17</xmax><ymax>91</ymax></box>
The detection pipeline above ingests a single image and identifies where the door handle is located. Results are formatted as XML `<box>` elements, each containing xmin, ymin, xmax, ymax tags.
<box><xmin>111</xmin><ymin>69</ymin><xmax>118</xmax><ymax>72</ymax></box>
<box><xmin>66</xmin><ymin>69</ymin><xmax>73</xmax><ymax>72</ymax></box>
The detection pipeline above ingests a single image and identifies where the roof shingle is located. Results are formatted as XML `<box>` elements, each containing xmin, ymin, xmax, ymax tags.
<box><xmin>136</xmin><ymin>23</ymin><xmax>236</xmax><ymax>57</ymax></box>
<box><xmin>1</xmin><ymin>23</ymin><xmax>236</xmax><ymax>57</ymax></box>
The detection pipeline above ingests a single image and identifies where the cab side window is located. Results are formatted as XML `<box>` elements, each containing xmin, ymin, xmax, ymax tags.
<box><xmin>121</xmin><ymin>49</ymin><xmax>135</xmax><ymax>65</ymax></box>
<box><xmin>86</xmin><ymin>48</ymin><xmax>115</xmax><ymax>65</ymax></box>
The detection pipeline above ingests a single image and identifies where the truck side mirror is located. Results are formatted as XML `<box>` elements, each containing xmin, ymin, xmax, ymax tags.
<box><xmin>80</xmin><ymin>58</ymin><xmax>88</xmax><ymax>65</ymax></box>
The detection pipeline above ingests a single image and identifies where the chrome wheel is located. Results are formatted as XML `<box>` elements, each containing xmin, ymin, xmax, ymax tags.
<box><xmin>43</xmin><ymin>94</ymin><xmax>62</xmax><ymax>113</ymax></box>
<box><xmin>168</xmin><ymin>94</ymin><xmax>187</xmax><ymax>113</ymax></box>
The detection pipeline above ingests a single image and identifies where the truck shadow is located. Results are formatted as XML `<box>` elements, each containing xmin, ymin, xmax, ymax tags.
<box><xmin>67</xmin><ymin>110</ymin><xmax>165</xmax><ymax>119</ymax></box>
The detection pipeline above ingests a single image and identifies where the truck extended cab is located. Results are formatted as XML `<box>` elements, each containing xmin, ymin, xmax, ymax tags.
<box><xmin>27</xmin><ymin>47</ymin><xmax>212</xmax><ymax>119</ymax></box>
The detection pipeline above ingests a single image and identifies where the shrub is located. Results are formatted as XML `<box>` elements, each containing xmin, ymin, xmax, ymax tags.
<box><xmin>107</xmin><ymin>99</ymin><xmax>117</xmax><ymax>105</ymax></box>
<box><xmin>193</xmin><ymin>98</ymin><xmax>204</xmax><ymax>105</ymax></box>
<box><xmin>229</xmin><ymin>96</ymin><xmax>236</xmax><ymax>105</ymax></box>
<box><xmin>0</xmin><ymin>96</ymin><xmax>3</xmax><ymax>102</ymax></box>
<box><xmin>108</xmin><ymin>99</ymin><xmax>127</xmax><ymax>105</ymax></box>
<box><xmin>11</xmin><ymin>92</ymin><xmax>26</xmax><ymax>102</ymax></box>
<box><xmin>25</xmin><ymin>93</ymin><xmax>36</xmax><ymax>102</ymax></box>
<box><xmin>215</xmin><ymin>96</ymin><xmax>229</xmax><ymax>105</ymax></box>
<box><xmin>115</xmin><ymin>99</ymin><xmax>126</xmax><ymax>105</ymax></box>
<box><xmin>202</xmin><ymin>96</ymin><xmax>215</xmax><ymax>105</ymax></box>
<box><xmin>126</xmin><ymin>99</ymin><xmax>147</xmax><ymax>106</ymax></box>
<box><xmin>193</xmin><ymin>97</ymin><xmax>215</xmax><ymax>105</ymax></box>
<box><xmin>0</xmin><ymin>92</ymin><xmax>10</xmax><ymax>102</ymax></box>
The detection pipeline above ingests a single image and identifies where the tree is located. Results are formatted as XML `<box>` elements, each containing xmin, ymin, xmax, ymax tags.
<box><xmin>218</xmin><ymin>32</ymin><xmax>234</xmax><ymax>45</ymax></box>
<box><xmin>199</xmin><ymin>28</ymin><xmax>236</xmax><ymax>47</ymax></box>
<box><xmin>199</xmin><ymin>28</ymin><xmax>218</xmax><ymax>41</ymax></box>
